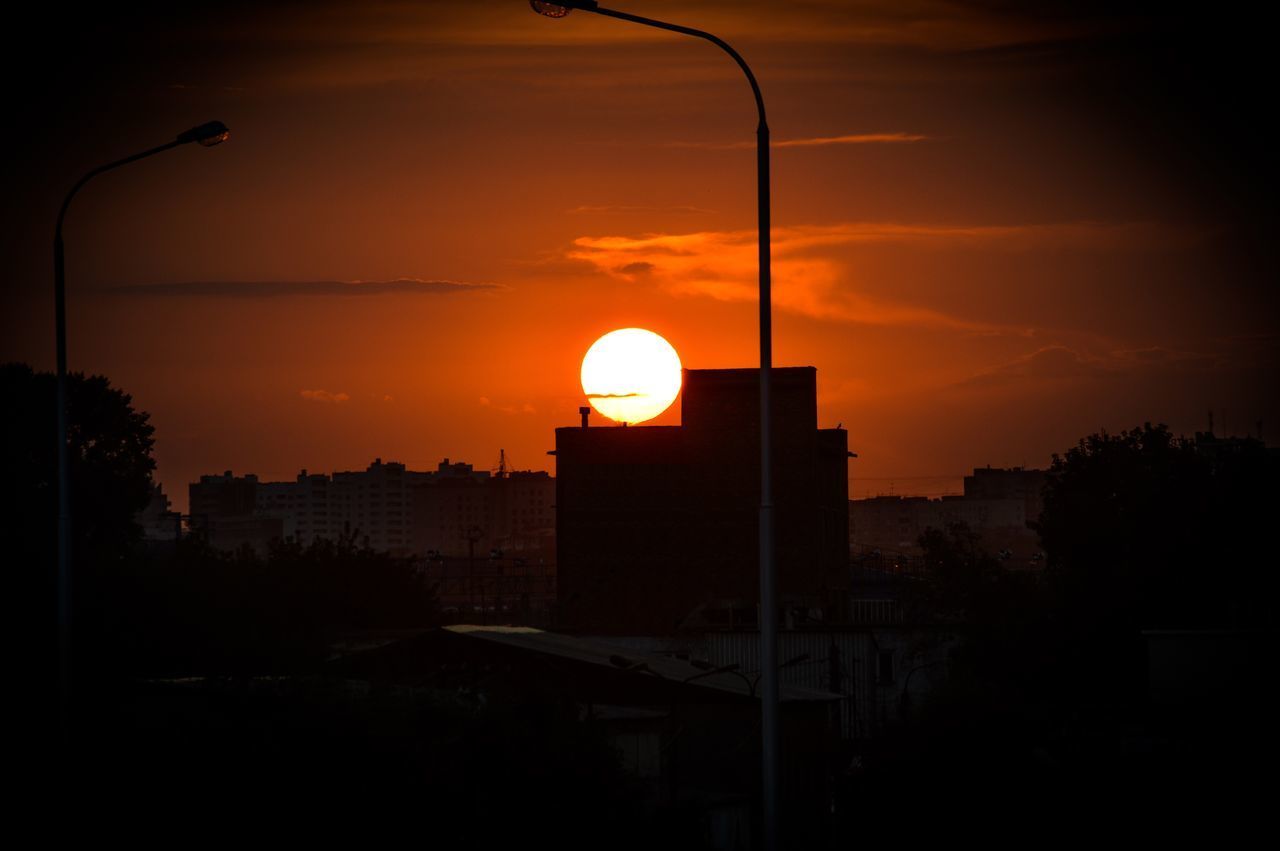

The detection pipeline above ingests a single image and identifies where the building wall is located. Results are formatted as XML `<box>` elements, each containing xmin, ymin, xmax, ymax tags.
<box><xmin>410</xmin><ymin>469</ymin><xmax>554</xmax><ymax>557</ymax></box>
<box><xmin>963</xmin><ymin>466</ymin><xmax>1046</xmax><ymax>525</ymax></box>
<box><xmin>412</xmin><ymin>477</ymin><xmax>491</xmax><ymax>556</ymax></box>
<box><xmin>253</xmin><ymin>460</ymin><xmax>419</xmax><ymax>554</ymax></box>
<box><xmin>257</xmin><ymin>472</ymin><xmax>331</xmax><ymax>543</ymax></box>
<box><xmin>189</xmin><ymin>471</ymin><xmax>280</xmax><ymax>554</ymax></box>
<box><xmin>330</xmin><ymin>459</ymin><xmax>414</xmax><ymax>553</ymax></box>
<box><xmin>193</xmin><ymin>458</ymin><xmax>552</xmax><ymax>559</ymax></box>
<box><xmin>850</xmin><ymin>466</ymin><xmax>1047</xmax><ymax>560</ymax></box>
<box><xmin>490</xmin><ymin>471</ymin><xmax>556</xmax><ymax>549</ymax></box>
<box><xmin>556</xmin><ymin>367</ymin><xmax>850</xmax><ymax>635</ymax></box>
<box><xmin>136</xmin><ymin>483</ymin><xmax>180</xmax><ymax>542</ymax></box>
<box><xmin>701</xmin><ymin>628</ymin><xmax>955</xmax><ymax>742</ymax></box>
<box><xmin>190</xmin><ymin>471</ymin><xmax>258</xmax><ymax>521</ymax></box>
<box><xmin>419</xmin><ymin>553</ymin><xmax>556</xmax><ymax>624</ymax></box>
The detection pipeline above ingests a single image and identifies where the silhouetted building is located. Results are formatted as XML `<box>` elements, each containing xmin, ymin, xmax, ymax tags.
<box><xmin>411</xmin><ymin>469</ymin><xmax>554</xmax><ymax>557</ymax></box>
<box><xmin>190</xmin><ymin>470</ymin><xmax>258</xmax><ymax>520</ymax></box>
<box><xmin>419</xmin><ymin>552</ymin><xmax>556</xmax><ymax>624</ymax></box>
<box><xmin>963</xmin><ymin>465</ymin><xmax>1046</xmax><ymax>525</ymax></box>
<box><xmin>257</xmin><ymin>470</ymin><xmax>333</xmax><ymax>543</ymax></box>
<box><xmin>850</xmin><ymin>465</ymin><xmax>1047</xmax><ymax>563</ymax></box>
<box><xmin>490</xmin><ymin>470</ymin><xmax>556</xmax><ymax>549</ymax></box>
<box><xmin>329</xmin><ymin>458</ymin><xmax>422</xmax><ymax>553</ymax></box>
<box><xmin>432</xmin><ymin>457</ymin><xmax>492</xmax><ymax>483</ymax></box>
<box><xmin>1193</xmin><ymin>430</ymin><xmax>1280</xmax><ymax>470</ymax></box>
<box><xmin>191</xmin><ymin>457</ymin><xmax>554</xmax><ymax>558</ymax></box>
<box><xmin>136</xmin><ymin>482</ymin><xmax>180</xmax><ymax>542</ymax></box>
<box><xmin>555</xmin><ymin>367</ymin><xmax>849</xmax><ymax>635</ymax></box>
<box><xmin>250</xmin><ymin>458</ymin><xmax>425</xmax><ymax>554</ymax></box>
<box><xmin>702</xmin><ymin>626</ymin><xmax>955</xmax><ymax>742</ymax></box>
<box><xmin>188</xmin><ymin>471</ymin><xmax>281</xmax><ymax>554</ymax></box>
<box><xmin>329</xmin><ymin>625</ymin><xmax>839</xmax><ymax>845</ymax></box>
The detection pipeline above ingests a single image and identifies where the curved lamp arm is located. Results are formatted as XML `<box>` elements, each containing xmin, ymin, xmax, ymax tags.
<box><xmin>54</xmin><ymin>119</ymin><xmax>229</xmax><ymax>736</ymax></box>
<box><xmin>528</xmin><ymin>3</ymin><xmax>779</xmax><ymax>846</ymax></box>
<box><xmin>55</xmin><ymin>122</ymin><xmax>229</xmax><ymax>253</ymax></box>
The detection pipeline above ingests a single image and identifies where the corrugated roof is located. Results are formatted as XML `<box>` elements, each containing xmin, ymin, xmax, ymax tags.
<box><xmin>443</xmin><ymin>625</ymin><xmax>839</xmax><ymax>703</ymax></box>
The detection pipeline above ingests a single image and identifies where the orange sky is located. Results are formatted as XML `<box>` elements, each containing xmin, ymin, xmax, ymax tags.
<box><xmin>3</xmin><ymin>1</ymin><xmax>1276</xmax><ymax>511</ymax></box>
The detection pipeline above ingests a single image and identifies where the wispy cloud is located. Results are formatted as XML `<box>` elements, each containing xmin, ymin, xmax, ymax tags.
<box><xmin>114</xmin><ymin>278</ymin><xmax>501</xmax><ymax>298</ymax></box>
<box><xmin>1110</xmin><ymin>346</ymin><xmax>1221</xmax><ymax>369</ymax></box>
<box><xmin>671</xmin><ymin>132</ymin><xmax>929</xmax><ymax>150</ymax></box>
<box><xmin>959</xmin><ymin>346</ymin><xmax>1107</xmax><ymax>388</ymax></box>
<box><xmin>958</xmin><ymin>343</ymin><xmax>1227</xmax><ymax>390</ymax></box>
<box><xmin>775</xmin><ymin>132</ymin><xmax>930</xmax><ymax>148</ymax></box>
<box><xmin>168</xmin><ymin>83</ymin><xmax>246</xmax><ymax>92</ymax></box>
<box><xmin>567</xmin><ymin>221</ymin><xmax>1157</xmax><ymax>332</ymax></box>
<box><xmin>300</xmin><ymin>389</ymin><xmax>350</xmax><ymax>404</ymax></box>
<box><xmin>479</xmin><ymin>396</ymin><xmax>536</xmax><ymax>415</ymax></box>
<box><xmin>108</xmin><ymin>2</ymin><xmax>1109</xmax><ymax>96</ymax></box>
<box><xmin>568</xmin><ymin>204</ymin><xmax>718</xmax><ymax>215</ymax></box>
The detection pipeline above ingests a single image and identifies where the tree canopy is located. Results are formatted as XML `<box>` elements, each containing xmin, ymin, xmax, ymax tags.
<box><xmin>1036</xmin><ymin>421</ymin><xmax>1271</xmax><ymax>628</ymax></box>
<box><xmin>3</xmin><ymin>362</ymin><xmax>156</xmax><ymax>573</ymax></box>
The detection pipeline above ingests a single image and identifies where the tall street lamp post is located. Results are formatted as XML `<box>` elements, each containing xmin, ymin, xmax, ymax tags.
<box><xmin>527</xmin><ymin>2</ymin><xmax>779</xmax><ymax>845</ymax></box>
<box><xmin>55</xmin><ymin>120</ymin><xmax>230</xmax><ymax>734</ymax></box>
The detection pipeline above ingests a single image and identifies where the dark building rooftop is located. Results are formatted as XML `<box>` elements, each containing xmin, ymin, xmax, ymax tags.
<box><xmin>555</xmin><ymin>367</ymin><xmax>849</xmax><ymax>635</ymax></box>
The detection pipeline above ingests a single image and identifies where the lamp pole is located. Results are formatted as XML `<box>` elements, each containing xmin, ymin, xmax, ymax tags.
<box><xmin>55</xmin><ymin>120</ymin><xmax>230</xmax><ymax>736</ymax></box>
<box><xmin>528</xmin><ymin>3</ymin><xmax>778</xmax><ymax>845</ymax></box>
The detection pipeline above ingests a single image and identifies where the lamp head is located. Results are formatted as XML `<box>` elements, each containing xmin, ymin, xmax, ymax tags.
<box><xmin>177</xmin><ymin>121</ymin><xmax>230</xmax><ymax>147</ymax></box>
<box><xmin>529</xmin><ymin>1</ymin><xmax>597</xmax><ymax>17</ymax></box>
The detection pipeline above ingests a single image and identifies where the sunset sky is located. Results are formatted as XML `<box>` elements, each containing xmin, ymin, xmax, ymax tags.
<box><xmin>4</xmin><ymin>1</ymin><xmax>1275</xmax><ymax>511</ymax></box>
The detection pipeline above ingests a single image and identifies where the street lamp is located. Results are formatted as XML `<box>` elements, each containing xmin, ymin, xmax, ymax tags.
<box><xmin>528</xmin><ymin>2</ymin><xmax>779</xmax><ymax>845</ymax></box>
<box><xmin>54</xmin><ymin>119</ymin><xmax>230</xmax><ymax>734</ymax></box>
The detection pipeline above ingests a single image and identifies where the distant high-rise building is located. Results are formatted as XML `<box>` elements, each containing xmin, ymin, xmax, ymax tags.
<box><xmin>258</xmin><ymin>470</ymin><xmax>331</xmax><ymax>543</ymax></box>
<box><xmin>849</xmin><ymin>466</ymin><xmax>1047</xmax><ymax>563</ymax></box>
<box><xmin>190</xmin><ymin>470</ymin><xmax>258</xmax><ymax>520</ymax></box>
<box><xmin>136</xmin><ymin>482</ymin><xmax>180</xmax><ymax>542</ymax></box>
<box><xmin>411</xmin><ymin>467</ymin><xmax>553</xmax><ymax>558</ymax></box>
<box><xmin>963</xmin><ymin>466</ymin><xmax>1046</xmax><ymax>527</ymax></box>
<box><xmin>188</xmin><ymin>471</ymin><xmax>281</xmax><ymax>554</ymax></box>
<box><xmin>554</xmin><ymin>367</ymin><xmax>849</xmax><ymax>635</ymax></box>
<box><xmin>330</xmin><ymin>458</ymin><xmax>421</xmax><ymax>553</ymax></box>
<box><xmin>1193</xmin><ymin>430</ymin><xmax>1280</xmax><ymax>470</ymax></box>
<box><xmin>190</xmin><ymin>457</ymin><xmax>553</xmax><ymax>558</ymax></box>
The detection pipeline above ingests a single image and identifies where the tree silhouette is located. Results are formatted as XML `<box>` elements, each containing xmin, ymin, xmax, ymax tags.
<box><xmin>914</xmin><ymin>522</ymin><xmax>1002</xmax><ymax>622</ymax></box>
<box><xmin>3</xmin><ymin>362</ymin><xmax>155</xmax><ymax>576</ymax></box>
<box><xmin>117</xmin><ymin>534</ymin><xmax>439</xmax><ymax>676</ymax></box>
<box><xmin>1036</xmin><ymin>421</ymin><xmax>1270</xmax><ymax>629</ymax></box>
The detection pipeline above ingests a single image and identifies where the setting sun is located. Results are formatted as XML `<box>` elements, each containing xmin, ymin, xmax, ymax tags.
<box><xmin>580</xmin><ymin>328</ymin><xmax>682</xmax><ymax>425</ymax></box>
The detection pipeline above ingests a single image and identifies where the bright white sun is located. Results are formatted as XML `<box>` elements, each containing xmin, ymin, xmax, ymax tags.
<box><xmin>581</xmin><ymin>328</ymin><xmax>682</xmax><ymax>425</ymax></box>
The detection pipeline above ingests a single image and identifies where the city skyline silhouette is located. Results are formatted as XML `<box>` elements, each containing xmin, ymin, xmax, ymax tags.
<box><xmin>4</xmin><ymin>2</ymin><xmax>1275</xmax><ymax>845</ymax></box>
<box><xmin>4</xmin><ymin>2</ymin><xmax>1274</xmax><ymax>516</ymax></box>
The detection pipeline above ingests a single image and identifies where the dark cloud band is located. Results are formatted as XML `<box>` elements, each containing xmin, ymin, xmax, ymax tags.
<box><xmin>112</xmin><ymin>279</ymin><xmax>501</xmax><ymax>297</ymax></box>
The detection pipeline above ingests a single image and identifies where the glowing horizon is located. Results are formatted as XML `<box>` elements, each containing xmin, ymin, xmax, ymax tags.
<box><xmin>2</xmin><ymin>2</ymin><xmax>1273</xmax><ymax>513</ymax></box>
